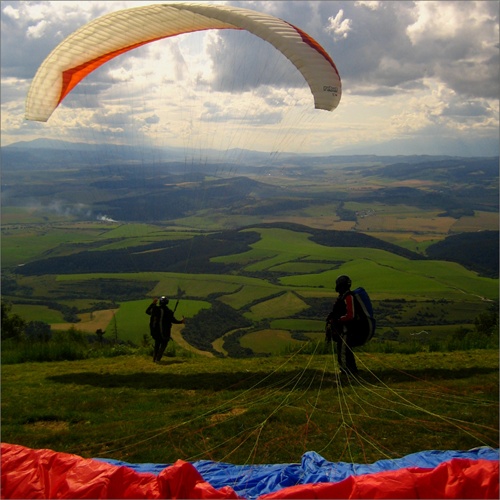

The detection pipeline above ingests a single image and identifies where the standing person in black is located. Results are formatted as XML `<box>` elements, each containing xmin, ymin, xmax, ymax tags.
<box><xmin>146</xmin><ymin>296</ymin><xmax>184</xmax><ymax>363</ymax></box>
<box><xmin>326</xmin><ymin>275</ymin><xmax>370</xmax><ymax>376</ymax></box>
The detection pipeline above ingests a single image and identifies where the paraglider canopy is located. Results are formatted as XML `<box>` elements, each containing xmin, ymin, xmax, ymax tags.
<box><xmin>25</xmin><ymin>3</ymin><xmax>341</xmax><ymax>123</ymax></box>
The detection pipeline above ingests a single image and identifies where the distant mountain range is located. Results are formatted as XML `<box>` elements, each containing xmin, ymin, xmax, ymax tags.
<box><xmin>2</xmin><ymin>138</ymin><xmax>496</xmax><ymax>171</ymax></box>
<box><xmin>1</xmin><ymin>138</ymin><xmax>291</xmax><ymax>170</ymax></box>
<box><xmin>2</xmin><ymin>139</ymin><xmax>498</xmax><ymax>278</ymax></box>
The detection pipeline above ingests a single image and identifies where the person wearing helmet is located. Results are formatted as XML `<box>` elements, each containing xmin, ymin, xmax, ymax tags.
<box><xmin>326</xmin><ymin>275</ymin><xmax>362</xmax><ymax>376</ymax></box>
<box><xmin>146</xmin><ymin>296</ymin><xmax>185</xmax><ymax>363</ymax></box>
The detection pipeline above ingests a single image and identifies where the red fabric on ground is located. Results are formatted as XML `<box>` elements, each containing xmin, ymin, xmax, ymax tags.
<box><xmin>0</xmin><ymin>443</ymin><xmax>239</xmax><ymax>499</ymax></box>
<box><xmin>259</xmin><ymin>458</ymin><xmax>499</xmax><ymax>499</ymax></box>
<box><xmin>2</xmin><ymin>443</ymin><xmax>498</xmax><ymax>499</ymax></box>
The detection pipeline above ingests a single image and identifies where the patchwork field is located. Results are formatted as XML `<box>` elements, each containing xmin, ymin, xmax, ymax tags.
<box><xmin>2</xmin><ymin>155</ymin><xmax>498</xmax><ymax>356</ymax></box>
<box><xmin>52</xmin><ymin>309</ymin><xmax>119</xmax><ymax>333</ymax></box>
<box><xmin>5</xmin><ymin>222</ymin><xmax>496</xmax><ymax>356</ymax></box>
<box><xmin>451</xmin><ymin>210</ymin><xmax>499</xmax><ymax>232</ymax></box>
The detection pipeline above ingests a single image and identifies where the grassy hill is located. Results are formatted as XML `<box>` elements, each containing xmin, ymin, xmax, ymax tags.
<box><xmin>4</xmin><ymin>223</ymin><xmax>497</xmax><ymax>357</ymax></box>
<box><xmin>1</xmin><ymin>350</ymin><xmax>497</xmax><ymax>465</ymax></box>
<box><xmin>426</xmin><ymin>230</ymin><xmax>499</xmax><ymax>278</ymax></box>
<box><xmin>2</xmin><ymin>155</ymin><xmax>498</xmax><ymax>357</ymax></box>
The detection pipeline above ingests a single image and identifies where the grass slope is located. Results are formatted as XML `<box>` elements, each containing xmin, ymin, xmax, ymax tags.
<box><xmin>2</xmin><ymin>350</ymin><xmax>497</xmax><ymax>466</ymax></box>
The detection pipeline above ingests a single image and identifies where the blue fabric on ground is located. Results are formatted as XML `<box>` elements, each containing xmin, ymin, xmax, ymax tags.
<box><xmin>96</xmin><ymin>447</ymin><xmax>499</xmax><ymax>500</ymax></box>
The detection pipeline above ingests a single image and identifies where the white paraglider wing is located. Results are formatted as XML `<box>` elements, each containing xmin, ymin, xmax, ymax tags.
<box><xmin>25</xmin><ymin>3</ymin><xmax>341</xmax><ymax>122</ymax></box>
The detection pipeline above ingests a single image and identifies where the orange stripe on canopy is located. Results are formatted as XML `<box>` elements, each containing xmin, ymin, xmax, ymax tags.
<box><xmin>288</xmin><ymin>23</ymin><xmax>340</xmax><ymax>77</ymax></box>
<box><xmin>59</xmin><ymin>29</ymin><xmax>222</xmax><ymax>105</ymax></box>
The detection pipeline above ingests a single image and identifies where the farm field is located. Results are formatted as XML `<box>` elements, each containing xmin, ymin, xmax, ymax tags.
<box><xmin>2</xmin><ymin>155</ymin><xmax>498</xmax><ymax>356</ymax></box>
<box><xmin>450</xmin><ymin>210</ymin><xmax>500</xmax><ymax>232</ymax></box>
<box><xmin>11</xmin><ymin>304</ymin><xmax>65</xmax><ymax>324</ymax></box>
<box><xmin>4</xmin><ymin>223</ymin><xmax>497</xmax><ymax>356</ymax></box>
<box><xmin>47</xmin><ymin>309</ymin><xmax>118</xmax><ymax>333</ymax></box>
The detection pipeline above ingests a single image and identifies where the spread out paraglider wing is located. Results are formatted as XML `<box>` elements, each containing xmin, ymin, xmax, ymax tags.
<box><xmin>2</xmin><ymin>444</ymin><xmax>499</xmax><ymax>499</ymax></box>
<box><xmin>25</xmin><ymin>3</ymin><xmax>341</xmax><ymax>122</ymax></box>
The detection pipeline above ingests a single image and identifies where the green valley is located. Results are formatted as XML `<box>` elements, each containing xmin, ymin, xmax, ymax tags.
<box><xmin>2</xmin><ymin>152</ymin><xmax>498</xmax><ymax>357</ymax></box>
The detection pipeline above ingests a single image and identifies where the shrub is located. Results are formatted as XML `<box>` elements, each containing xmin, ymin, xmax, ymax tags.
<box><xmin>1</xmin><ymin>337</ymin><xmax>88</xmax><ymax>364</ymax></box>
<box><xmin>1</xmin><ymin>302</ymin><xmax>26</xmax><ymax>341</ymax></box>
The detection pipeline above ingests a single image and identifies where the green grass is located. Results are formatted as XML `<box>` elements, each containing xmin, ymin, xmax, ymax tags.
<box><xmin>5</xmin><ymin>226</ymin><xmax>498</xmax><ymax>352</ymax></box>
<box><xmin>280</xmin><ymin>256</ymin><xmax>498</xmax><ymax>301</ymax></box>
<box><xmin>1</xmin><ymin>207</ymin><xmax>72</xmax><ymax>225</ymax></box>
<box><xmin>90</xmin><ymin>226</ymin><xmax>195</xmax><ymax>251</ymax></box>
<box><xmin>240</xmin><ymin>329</ymin><xmax>301</xmax><ymax>354</ymax></box>
<box><xmin>0</xmin><ymin>221</ymin><xmax>190</xmax><ymax>267</ymax></box>
<box><xmin>235</xmin><ymin>228</ymin><xmax>332</xmax><ymax>272</ymax></box>
<box><xmin>219</xmin><ymin>284</ymin><xmax>282</xmax><ymax>310</ymax></box>
<box><xmin>1</xmin><ymin>350</ymin><xmax>497</xmax><ymax>466</ymax></box>
<box><xmin>271</xmin><ymin>318</ymin><xmax>324</xmax><ymax>332</ymax></box>
<box><xmin>381</xmin><ymin>324</ymin><xmax>475</xmax><ymax>340</ymax></box>
<box><xmin>1</xmin><ymin>227</ymin><xmax>101</xmax><ymax>268</ymax></box>
<box><xmin>12</xmin><ymin>304</ymin><xmax>64</xmax><ymax>324</ymax></box>
<box><xmin>55</xmin><ymin>272</ymin><xmax>275</xmax><ymax>294</ymax></box>
<box><xmin>270</xmin><ymin>261</ymin><xmax>334</xmax><ymax>273</ymax></box>
<box><xmin>245</xmin><ymin>292</ymin><xmax>308</xmax><ymax>321</ymax></box>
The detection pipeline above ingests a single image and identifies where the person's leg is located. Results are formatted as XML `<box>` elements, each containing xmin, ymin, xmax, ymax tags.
<box><xmin>346</xmin><ymin>322</ymin><xmax>373</xmax><ymax>373</ymax></box>
<box><xmin>157</xmin><ymin>337</ymin><xmax>169</xmax><ymax>361</ymax></box>
<box><xmin>344</xmin><ymin>341</ymin><xmax>358</xmax><ymax>374</ymax></box>
<box><xmin>325</xmin><ymin>323</ymin><xmax>333</xmax><ymax>342</ymax></box>
<box><xmin>334</xmin><ymin>329</ymin><xmax>358</xmax><ymax>375</ymax></box>
<box><xmin>337</xmin><ymin>335</ymin><xmax>349</xmax><ymax>374</ymax></box>
<box><xmin>344</xmin><ymin>327</ymin><xmax>371</xmax><ymax>374</ymax></box>
<box><xmin>153</xmin><ymin>337</ymin><xmax>161</xmax><ymax>362</ymax></box>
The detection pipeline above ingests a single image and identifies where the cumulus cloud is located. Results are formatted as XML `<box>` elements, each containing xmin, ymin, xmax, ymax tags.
<box><xmin>405</xmin><ymin>1</ymin><xmax>499</xmax><ymax>99</ymax></box>
<box><xmin>441</xmin><ymin>100</ymin><xmax>494</xmax><ymax>119</ymax></box>
<box><xmin>205</xmin><ymin>30</ymin><xmax>305</xmax><ymax>94</ymax></box>
<box><xmin>326</xmin><ymin>9</ymin><xmax>352</xmax><ymax>41</ymax></box>
<box><xmin>144</xmin><ymin>114</ymin><xmax>160</xmax><ymax>125</ymax></box>
<box><xmin>2</xmin><ymin>4</ymin><xmax>20</xmax><ymax>20</ymax></box>
<box><xmin>26</xmin><ymin>19</ymin><xmax>50</xmax><ymax>39</ymax></box>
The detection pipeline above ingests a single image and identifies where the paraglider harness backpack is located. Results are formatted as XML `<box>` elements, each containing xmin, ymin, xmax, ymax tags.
<box><xmin>350</xmin><ymin>287</ymin><xmax>376</xmax><ymax>342</ymax></box>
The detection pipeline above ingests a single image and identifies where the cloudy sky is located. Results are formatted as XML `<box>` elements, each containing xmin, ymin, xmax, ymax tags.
<box><xmin>1</xmin><ymin>1</ymin><xmax>499</xmax><ymax>157</ymax></box>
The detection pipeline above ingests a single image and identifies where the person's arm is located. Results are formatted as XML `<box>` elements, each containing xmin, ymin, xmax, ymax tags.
<box><xmin>146</xmin><ymin>298</ymin><xmax>158</xmax><ymax>315</ymax></box>
<box><xmin>339</xmin><ymin>294</ymin><xmax>354</xmax><ymax>322</ymax></box>
<box><xmin>172</xmin><ymin>315</ymin><xmax>185</xmax><ymax>325</ymax></box>
<box><xmin>165</xmin><ymin>308</ymin><xmax>184</xmax><ymax>325</ymax></box>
